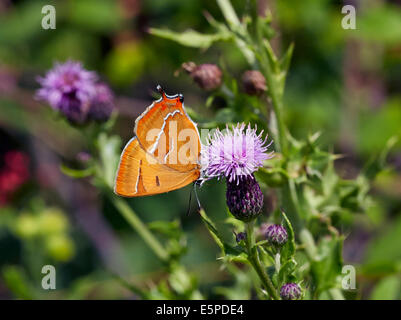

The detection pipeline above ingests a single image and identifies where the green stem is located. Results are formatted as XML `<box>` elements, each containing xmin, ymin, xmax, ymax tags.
<box><xmin>109</xmin><ymin>194</ymin><xmax>168</xmax><ymax>263</ymax></box>
<box><xmin>259</xmin><ymin>53</ymin><xmax>288</xmax><ymax>156</ymax></box>
<box><xmin>246</xmin><ymin>222</ymin><xmax>280</xmax><ymax>300</ymax></box>
<box><xmin>247</xmin><ymin>0</ymin><xmax>288</xmax><ymax>156</ymax></box>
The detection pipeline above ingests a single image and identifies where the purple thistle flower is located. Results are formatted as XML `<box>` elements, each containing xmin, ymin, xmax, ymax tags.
<box><xmin>265</xmin><ymin>224</ymin><xmax>288</xmax><ymax>246</ymax></box>
<box><xmin>36</xmin><ymin>61</ymin><xmax>98</xmax><ymax>123</ymax></box>
<box><xmin>280</xmin><ymin>283</ymin><xmax>302</xmax><ymax>300</ymax></box>
<box><xmin>201</xmin><ymin>123</ymin><xmax>274</xmax><ymax>183</ymax></box>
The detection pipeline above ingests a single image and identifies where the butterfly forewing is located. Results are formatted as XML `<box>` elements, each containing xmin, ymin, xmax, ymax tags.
<box><xmin>134</xmin><ymin>94</ymin><xmax>200</xmax><ymax>173</ymax></box>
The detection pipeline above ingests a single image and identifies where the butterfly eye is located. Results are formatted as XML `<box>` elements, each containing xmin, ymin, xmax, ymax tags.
<box><xmin>178</xmin><ymin>94</ymin><xmax>184</xmax><ymax>103</ymax></box>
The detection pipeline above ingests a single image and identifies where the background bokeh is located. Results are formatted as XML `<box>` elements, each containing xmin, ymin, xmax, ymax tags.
<box><xmin>0</xmin><ymin>0</ymin><xmax>401</xmax><ymax>299</ymax></box>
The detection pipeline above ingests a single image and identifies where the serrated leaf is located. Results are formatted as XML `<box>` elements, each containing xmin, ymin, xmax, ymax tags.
<box><xmin>263</xmin><ymin>40</ymin><xmax>279</xmax><ymax>73</ymax></box>
<box><xmin>278</xmin><ymin>259</ymin><xmax>297</xmax><ymax>286</ymax></box>
<box><xmin>280</xmin><ymin>210</ymin><xmax>296</xmax><ymax>262</ymax></box>
<box><xmin>363</xmin><ymin>136</ymin><xmax>397</xmax><ymax>180</ymax></box>
<box><xmin>254</xmin><ymin>167</ymin><xmax>288</xmax><ymax>188</ymax></box>
<box><xmin>311</xmin><ymin>236</ymin><xmax>344</xmax><ymax>294</ymax></box>
<box><xmin>198</xmin><ymin>208</ymin><xmax>225</xmax><ymax>251</ymax></box>
<box><xmin>149</xmin><ymin>28</ymin><xmax>231</xmax><ymax>49</ymax></box>
<box><xmin>198</xmin><ymin>208</ymin><xmax>241</xmax><ymax>256</ymax></box>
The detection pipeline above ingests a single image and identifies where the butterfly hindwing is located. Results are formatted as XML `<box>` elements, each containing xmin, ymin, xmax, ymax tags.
<box><xmin>114</xmin><ymin>137</ymin><xmax>200</xmax><ymax>197</ymax></box>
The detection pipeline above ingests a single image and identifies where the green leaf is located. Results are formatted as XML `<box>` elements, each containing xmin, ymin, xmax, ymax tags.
<box><xmin>280</xmin><ymin>210</ymin><xmax>296</xmax><ymax>262</ymax></box>
<box><xmin>60</xmin><ymin>164</ymin><xmax>95</xmax><ymax>178</ymax></box>
<box><xmin>279</xmin><ymin>42</ymin><xmax>294</xmax><ymax>75</ymax></box>
<box><xmin>363</xmin><ymin>136</ymin><xmax>398</xmax><ymax>180</ymax></box>
<box><xmin>149</xmin><ymin>28</ymin><xmax>231</xmax><ymax>49</ymax></box>
<box><xmin>263</xmin><ymin>40</ymin><xmax>279</xmax><ymax>73</ymax></box>
<box><xmin>168</xmin><ymin>265</ymin><xmax>198</xmax><ymax>296</ymax></box>
<box><xmin>198</xmin><ymin>208</ymin><xmax>225</xmax><ymax>251</ymax></box>
<box><xmin>97</xmin><ymin>133</ymin><xmax>122</xmax><ymax>188</ymax></box>
<box><xmin>254</xmin><ymin>167</ymin><xmax>288</xmax><ymax>188</ymax></box>
<box><xmin>311</xmin><ymin>236</ymin><xmax>344</xmax><ymax>293</ymax></box>
<box><xmin>2</xmin><ymin>266</ymin><xmax>34</xmax><ymax>299</ymax></box>
<box><xmin>198</xmin><ymin>208</ymin><xmax>242</xmax><ymax>256</ymax></box>
<box><xmin>148</xmin><ymin>220</ymin><xmax>182</xmax><ymax>240</ymax></box>
<box><xmin>278</xmin><ymin>259</ymin><xmax>297</xmax><ymax>286</ymax></box>
<box><xmin>370</xmin><ymin>275</ymin><xmax>401</xmax><ymax>300</ymax></box>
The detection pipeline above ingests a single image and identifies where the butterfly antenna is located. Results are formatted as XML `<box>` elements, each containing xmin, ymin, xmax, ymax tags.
<box><xmin>186</xmin><ymin>184</ymin><xmax>194</xmax><ymax>216</ymax></box>
<box><xmin>194</xmin><ymin>181</ymin><xmax>201</xmax><ymax>210</ymax></box>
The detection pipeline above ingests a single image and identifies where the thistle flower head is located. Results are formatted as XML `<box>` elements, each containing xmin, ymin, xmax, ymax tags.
<box><xmin>36</xmin><ymin>61</ymin><xmax>114</xmax><ymax>124</ymax></box>
<box><xmin>201</xmin><ymin>123</ymin><xmax>273</xmax><ymax>183</ymax></box>
<box><xmin>280</xmin><ymin>283</ymin><xmax>302</xmax><ymax>300</ymax></box>
<box><xmin>36</xmin><ymin>61</ymin><xmax>97</xmax><ymax>120</ymax></box>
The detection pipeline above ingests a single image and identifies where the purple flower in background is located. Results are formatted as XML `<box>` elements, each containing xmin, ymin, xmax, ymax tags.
<box><xmin>201</xmin><ymin>123</ymin><xmax>273</xmax><ymax>183</ymax></box>
<box><xmin>87</xmin><ymin>83</ymin><xmax>115</xmax><ymax>122</ymax></box>
<box><xmin>36</xmin><ymin>61</ymin><xmax>114</xmax><ymax>124</ymax></box>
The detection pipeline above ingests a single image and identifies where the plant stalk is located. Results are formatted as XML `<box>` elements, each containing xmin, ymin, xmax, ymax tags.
<box><xmin>110</xmin><ymin>195</ymin><xmax>168</xmax><ymax>263</ymax></box>
<box><xmin>246</xmin><ymin>222</ymin><xmax>280</xmax><ymax>300</ymax></box>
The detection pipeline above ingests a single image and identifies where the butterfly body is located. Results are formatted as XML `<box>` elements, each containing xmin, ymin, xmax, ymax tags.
<box><xmin>114</xmin><ymin>86</ymin><xmax>201</xmax><ymax>197</ymax></box>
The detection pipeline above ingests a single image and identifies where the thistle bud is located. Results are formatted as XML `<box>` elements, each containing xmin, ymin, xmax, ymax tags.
<box><xmin>226</xmin><ymin>175</ymin><xmax>264</xmax><ymax>222</ymax></box>
<box><xmin>280</xmin><ymin>283</ymin><xmax>302</xmax><ymax>300</ymax></box>
<box><xmin>241</xmin><ymin>70</ymin><xmax>267</xmax><ymax>96</ymax></box>
<box><xmin>265</xmin><ymin>224</ymin><xmax>288</xmax><ymax>246</ymax></box>
<box><xmin>235</xmin><ymin>232</ymin><xmax>247</xmax><ymax>243</ymax></box>
<box><xmin>182</xmin><ymin>62</ymin><xmax>222</xmax><ymax>91</ymax></box>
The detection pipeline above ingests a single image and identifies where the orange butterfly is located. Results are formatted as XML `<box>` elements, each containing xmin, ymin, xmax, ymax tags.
<box><xmin>114</xmin><ymin>86</ymin><xmax>201</xmax><ymax>197</ymax></box>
